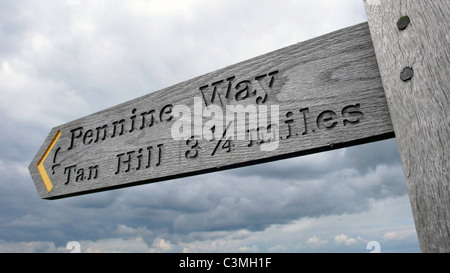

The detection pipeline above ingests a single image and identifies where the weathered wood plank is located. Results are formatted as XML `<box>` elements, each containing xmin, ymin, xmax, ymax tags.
<box><xmin>364</xmin><ymin>0</ymin><xmax>450</xmax><ymax>252</ymax></box>
<box><xmin>29</xmin><ymin>22</ymin><xmax>394</xmax><ymax>200</ymax></box>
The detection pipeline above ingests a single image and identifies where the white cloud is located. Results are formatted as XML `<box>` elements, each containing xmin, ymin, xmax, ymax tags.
<box><xmin>116</xmin><ymin>224</ymin><xmax>154</xmax><ymax>238</ymax></box>
<box><xmin>150</xmin><ymin>238</ymin><xmax>174</xmax><ymax>253</ymax></box>
<box><xmin>0</xmin><ymin>240</ymin><xmax>59</xmax><ymax>253</ymax></box>
<box><xmin>82</xmin><ymin>237</ymin><xmax>150</xmax><ymax>253</ymax></box>
<box><xmin>179</xmin><ymin>229</ymin><xmax>261</xmax><ymax>253</ymax></box>
<box><xmin>383</xmin><ymin>230</ymin><xmax>417</xmax><ymax>241</ymax></box>
<box><xmin>59</xmin><ymin>236</ymin><xmax>173</xmax><ymax>253</ymax></box>
<box><xmin>306</xmin><ymin>236</ymin><xmax>328</xmax><ymax>247</ymax></box>
<box><xmin>334</xmin><ymin>234</ymin><xmax>358</xmax><ymax>246</ymax></box>
<box><xmin>127</xmin><ymin>0</ymin><xmax>204</xmax><ymax>17</ymax></box>
<box><xmin>0</xmin><ymin>60</ymin><xmax>89</xmax><ymax>127</ymax></box>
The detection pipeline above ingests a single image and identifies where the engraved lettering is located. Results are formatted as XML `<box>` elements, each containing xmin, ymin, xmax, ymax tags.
<box><xmin>342</xmin><ymin>103</ymin><xmax>363</xmax><ymax>126</ymax></box>
<box><xmin>185</xmin><ymin>136</ymin><xmax>200</xmax><ymax>159</ymax></box>
<box><xmin>254</xmin><ymin>70</ymin><xmax>278</xmax><ymax>104</ymax></box>
<box><xmin>95</xmin><ymin>125</ymin><xmax>108</xmax><ymax>143</ymax></box>
<box><xmin>225</xmin><ymin>76</ymin><xmax>235</xmax><ymax>99</ymax></box>
<box><xmin>316</xmin><ymin>110</ymin><xmax>337</xmax><ymax>129</ymax></box>
<box><xmin>115</xmin><ymin>151</ymin><xmax>135</xmax><ymax>173</ymax></box>
<box><xmin>299</xmin><ymin>107</ymin><xmax>310</xmax><ymax>135</ymax></box>
<box><xmin>213</xmin><ymin>80</ymin><xmax>225</xmax><ymax>106</ymax></box>
<box><xmin>261</xmin><ymin>123</ymin><xmax>278</xmax><ymax>144</ymax></box>
<box><xmin>65</xmin><ymin>70</ymin><xmax>281</xmax><ymax>154</ymax></box>
<box><xmin>200</xmin><ymin>79</ymin><xmax>226</xmax><ymax>107</ymax></box>
<box><xmin>68</xmin><ymin>127</ymin><xmax>83</xmax><ymax>150</ymax></box>
<box><xmin>111</xmin><ymin>119</ymin><xmax>125</xmax><ymax>138</ymax></box>
<box><xmin>225</xmin><ymin>104</ymin><xmax>257</xmax><ymax>141</ymax></box>
<box><xmin>284</xmin><ymin>111</ymin><xmax>294</xmax><ymax>139</ymax></box>
<box><xmin>221</xmin><ymin>139</ymin><xmax>232</xmax><ymax>153</ymax></box>
<box><xmin>254</xmin><ymin>74</ymin><xmax>268</xmax><ymax>104</ymax></box>
<box><xmin>64</xmin><ymin>164</ymin><xmax>99</xmax><ymax>185</ymax></box>
<box><xmin>136</xmin><ymin>148</ymin><xmax>143</xmax><ymax>170</ymax></box>
<box><xmin>88</xmin><ymin>165</ymin><xmax>98</xmax><ymax>180</ymax></box>
<box><xmin>67</xmin><ymin>104</ymin><xmax>176</xmax><ymax>152</ymax></box>
<box><xmin>76</xmin><ymin>168</ymin><xmax>84</xmax><ymax>182</ymax></box>
<box><xmin>247</xmin><ymin>128</ymin><xmax>257</xmax><ymax>147</ymax></box>
<box><xmin>171</xmin><ymin>105</ymin><xmax>192</xmax><ymax>140</ymax></box>
<box><xmin>51</xmin><ymin>147</ymin><xmax>61</xmax><ymax>175</ymax></box>
<box><xmin>235</xmin><ymin>80</ymin><xmax>251</xmax><ymax>101</ymax></box>
<box><xmin>268</xmin><ymin>70</ymin><xmax>278</xmax><ymax>87</ymax></box>
<box><xmin>115</xmin><ymin>153</ymin><xmax>125</xmax><ymax>175</ymax></box>
<box><xmin>198</xmin><ymin>70</ymin><xmax>278</xmax><ymax>107</ymax></box>
<box><xmin>83</xmin><ymin>129</ymin><xmax>93</xmax><ymax>145</ymax></box>
<box><xmin>202</xmin><ymin>104</ymin><xmax>223</xmax><ymax>141</ymax></box>
<box><xmin>146</xmin><ymin>146</ymin><xmax>152</xmax><ymax>169</ymax></box>
<box><xmin>115</xmin><ymin>144</ymin><xmax>164</xmax><ymax>174</ymax></box>
<box><xmin>160</xmin><ymin>104</ymin><xmax>173</xmax><ymax>122</ymax></box>
<box><xmin>211</xmin><ymin>121</ymin><xmax>233</xmax><ymax>156</ymax></box>
<box><xmin>156</xmin><ymin>143</ymin><xmax>163</xmax><ymax>166</ymax></box>
<box><xmin>124</xmin><ymin>151</ymin><xmax>134</xmax><ymax>172</ymax></box>
<box><xmin>199</xmin><ymin>84</ymin><xmax>210</xmax><ymax>106</ymax></box>
<box><xmin>64</xmin><ymin>165</ymin><xmax>77</xmax><ymax>184</ymax></box>
<box><xmin>246</xmin><ymin>123</ymin><xmax>278</xmax><ymax>148</ymax></box>
<box><xmin>140</xmin><ymin>110</ymin><xmax>156</xmax><ymax>129</ymax></box>
<box><xmin>129</xmin><ymin>108</ymin><xmax>137</xmax><ymax>133</ymax></box>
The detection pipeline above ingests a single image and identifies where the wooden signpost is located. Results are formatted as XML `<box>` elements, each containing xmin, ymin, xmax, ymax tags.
<box><xmin>29</xmin><ymin>0</ymin><xmax>448</xmax><ymax>252</ymax></box>
<box><xmin>29</xmin><ymin>22</ymin><xmax>393</xmax><ymax>200</ymax></box>
<box><xmin>364</xmin><ymin>0</ymin><xmax>449</xmax><ymax>253</ymax></box>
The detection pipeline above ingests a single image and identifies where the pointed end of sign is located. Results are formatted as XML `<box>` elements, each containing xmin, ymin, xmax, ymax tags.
<box><xmin>37</xmin><ymin>130</ymin><xmax>61</xmax><ymax>192</ymax></box>
<box><xmin>37</xmin><ymin>163</ymin><xmax>53</xmax><ymax>192</ymax></box>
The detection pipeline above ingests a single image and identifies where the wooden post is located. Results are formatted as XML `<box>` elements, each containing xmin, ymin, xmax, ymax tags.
<box><xmin>364</xmin><ymin>0</ymin><xmax>450</xmax><ymax>252</ymax></box>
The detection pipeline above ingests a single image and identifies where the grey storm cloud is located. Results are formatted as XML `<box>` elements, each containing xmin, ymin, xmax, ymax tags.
<box><xmin>229</xmin><ymin>138</ymin><xmax>403</xmax><ymax>179</ymax></box>
<box><xmin>0</xmin><ymin>139</ymin><xmax>407</xmax><ymax>246</ymax></box>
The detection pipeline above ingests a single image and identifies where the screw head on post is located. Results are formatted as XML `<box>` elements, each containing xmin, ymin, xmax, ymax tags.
<box><xmin>400</xmin><ymin>67</ymin><xmax>414</xmax><ymax>81</ymax></box>
<box><xmin>397</xmin><ymin>16</ymin><xmax>410</xmax><ymax>30</ymax></box>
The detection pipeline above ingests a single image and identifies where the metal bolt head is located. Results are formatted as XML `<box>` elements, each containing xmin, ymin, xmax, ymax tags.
<box><xmin>397</xmin><ymin>16</ymin><xmax>410</xmax><ymax>30</ymax></box>
<box><xmin>400</xmin><ymin>67</ymin><xmax>414</xmax><ymax>81</ymax></box>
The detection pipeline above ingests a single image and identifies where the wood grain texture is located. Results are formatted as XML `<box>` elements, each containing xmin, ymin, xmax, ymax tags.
<box><xmin>29</xmin><ymin>22</ymin><xmax>394</xmax><ymax>200</ymax></box>
<box><xmin>364</xmin><ymin>0</ymin><xmax>450</xmax><ymax>252</ymax></box>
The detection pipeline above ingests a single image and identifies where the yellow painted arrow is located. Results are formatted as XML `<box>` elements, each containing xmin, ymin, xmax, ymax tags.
<box><xmin>37</xmin><ymin>130</ymin><xmax>61</xmax><ymax>192</ymax></box>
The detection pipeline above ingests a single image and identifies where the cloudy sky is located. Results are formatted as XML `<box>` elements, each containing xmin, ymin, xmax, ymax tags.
<box><xmin>0</xmin><ymin>0</ymin><xmax>420</xmax><ymax>253</ymax></box>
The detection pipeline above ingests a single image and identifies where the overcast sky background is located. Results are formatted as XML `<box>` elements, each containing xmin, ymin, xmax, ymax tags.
<box><xmin>0</xmin><ymin>0</ymin><xmax>420</xmax><ymax>252</ymax></box>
